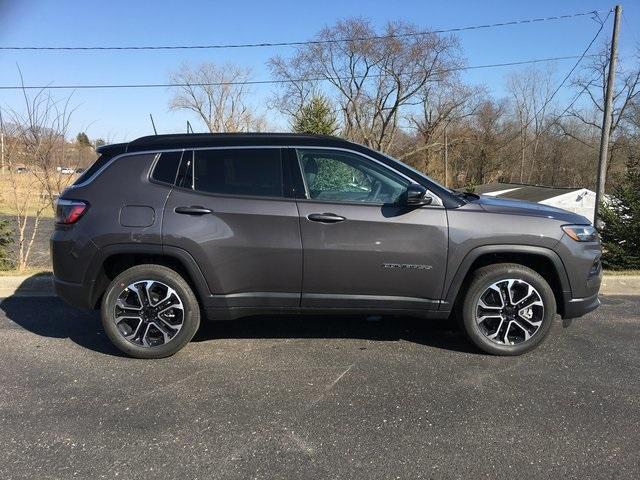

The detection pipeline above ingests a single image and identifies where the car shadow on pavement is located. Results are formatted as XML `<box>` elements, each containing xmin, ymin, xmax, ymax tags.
<box><xmin>194</xmin><ymin>315</ymin><xmax>480</xmax><ymax>354</ymax></box>
<box><xmin>0</xmin><ymin>295</ymin><xmax>126</xmax><ymax>356</ymax></box>
<box><xmin>1</xmin><ymin>275</ymin><xmax>479</xmax><ymax>356</ymax></box>
<box><xmin>0</xmin><ymin>274</ymin><xmax>125</xmax><ymax>357</ymax></box>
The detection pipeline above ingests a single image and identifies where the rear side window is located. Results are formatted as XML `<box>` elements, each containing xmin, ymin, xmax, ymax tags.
<box><xmin>183</xmin><ymin>149</ymin><xmax>283</xmax><ymax>198</ymax></box>
<box><xmin>73</xmin><ymin>154</ymin><xmax>112</xmax><ymax>185</ymax></box>
<box><xmin>151</xmin><ymin>151</ymin><xmax>182</xmax><ymax>185</ymax></box>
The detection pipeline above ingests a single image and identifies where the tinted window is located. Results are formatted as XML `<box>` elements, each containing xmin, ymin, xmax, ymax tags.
<box><xmin>187</xmin><ymin>149</ymin><xmax>283</xmax><ymax>197</ymax></box>
<box><xmin>73</xmin><ymin>154</ymin><xmax>111</xmax><ymax>185</ymax></box>
<box><xmin>151</xmin><ymin>151</ymin><xmax>182</xmax><ymax>184</ymax></box>
<box><xmin>176</xmin><ymin>150</ymin><xmax>193</xmax><ymax>188</ymax></box>
<box><xmin>296</xmin><ymin>149</ymin><xmax>408</xmax><ymax>204</ymax></box>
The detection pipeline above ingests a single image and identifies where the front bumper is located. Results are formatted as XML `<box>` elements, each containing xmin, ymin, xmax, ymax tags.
<box><xmin>562</xmin><ymin>291</ymin><xmax>601</xmax><ymax>319</ymax></box>
<box><xmin>556</xmin><ymin>234</ymin><xmax>602</xmax><ymax>319</ymax></box>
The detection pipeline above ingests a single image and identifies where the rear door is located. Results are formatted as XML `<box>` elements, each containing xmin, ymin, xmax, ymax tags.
<box><xmin>162</xmin><ymin>147</ymin><xmax>302</xmax><ymax>308</ymax></box>
<box><xmin>293</xmin><ymin>147</ymin><xmax>448</xmax><ymax>310</ymax></box>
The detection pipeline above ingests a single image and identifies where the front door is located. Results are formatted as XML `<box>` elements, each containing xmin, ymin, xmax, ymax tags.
<box><xmin>163</xmin><ymin>148</ymin><xmax>302</xmax><ymax>308</ymax></box>
<box><xmin>294</xmin><ymin>148</ymin><xmax>448</xmax><ymax>310</ymax></box>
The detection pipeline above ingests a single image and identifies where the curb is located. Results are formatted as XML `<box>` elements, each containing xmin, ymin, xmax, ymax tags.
<box><xmin>0</xmin><ymin>273</ymin><xmax>638</xmax><ymax>299</ymax></box>
<box><xmin>599</xmin><ymin>275</ymin><xmax>640</xmax><ymax>296</ymax></box>
<box><xmin>0</xmin><ymin>274</ymin><xmax>55</xmax><ymax>298</ymax></box>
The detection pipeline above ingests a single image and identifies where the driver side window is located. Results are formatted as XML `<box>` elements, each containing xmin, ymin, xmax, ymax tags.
<box><xmin>296</xmin><ymin>149</ymin><xmax>408</xmax><ymax>204</ymax></box>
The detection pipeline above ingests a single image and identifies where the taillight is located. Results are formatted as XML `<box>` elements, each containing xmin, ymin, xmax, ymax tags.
<box><xmin>56</xmin><ymin>199</ymin><xmax>88</xmax><ymax>224</ymax></box>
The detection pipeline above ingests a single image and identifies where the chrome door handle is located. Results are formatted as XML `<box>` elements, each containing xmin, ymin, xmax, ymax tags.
<box><xmin>175</xmin><ymin>206</ymin><xmax>212</xmax><ymax>215</ymax></box>
<box><xmin>307</xmin><ymin>213</ymin><xmax>346</xmax><ymax>223</ymax></box>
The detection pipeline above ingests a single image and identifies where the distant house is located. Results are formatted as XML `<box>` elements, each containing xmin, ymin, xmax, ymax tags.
<box><xmin>475</xmin><ymin>182</ymin><xmax>596</xmax><ymax>223</ymax></box>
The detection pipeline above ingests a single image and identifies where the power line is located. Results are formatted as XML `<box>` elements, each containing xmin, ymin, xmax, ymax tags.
<box><xmin>621</xmin><ymin>11</ymin><xmax>640</xmax><ymax>46</ymax></box>
<box><xmin>0</xmin><ymin>54</ymin><xmax>601</xmax><ymax>90</ymax></box>
<box><xmin>494</xmin><ymin>8</ymin><xmax>611</xmax><ymax>153</ymax></box>
<box><xmin>514</xmin><ymin>74</ymin><xmax>599</xmax><ymax>159</ymax></box>
<box><xmin>0</xmin><ymin>10</ymin><xmax>606</xmax><ymax>52</ymax></box>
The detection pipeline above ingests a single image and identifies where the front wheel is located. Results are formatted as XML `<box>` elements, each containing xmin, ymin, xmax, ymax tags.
<box><xmin>101</xmin><ymin>264</ymin><xmax>201</xmax><ymax>359</ymax></box>
<box><xmin>459</xmin><ymin>263</ymin><xmax>556</xmax><ymax>356</ymax></box>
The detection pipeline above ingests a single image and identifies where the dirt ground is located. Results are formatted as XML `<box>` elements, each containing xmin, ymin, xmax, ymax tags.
<box><xmin>1</xmin><ymin>215</ymin><xmax>54</xmax><ymax>268</ymax></box>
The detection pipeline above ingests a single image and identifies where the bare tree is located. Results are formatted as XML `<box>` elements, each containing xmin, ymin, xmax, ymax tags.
<box><xmin>0</xmin><ymin>109</ymin><xmax>49</xmax><ymax>271</ymax></box>
<box><xmin>3</xmin><ymin>73</ymin><xmax>77</xmax><ymax>214</ymax></box>
<box><xmin>629</xmin><ymin>100</ymin><xmax>640</xmax><ymax>144</ymax></box>
<box><xmin>268</xmin><ymin>54</ymin><xmax>321</xmax><ymax>123</ymax></box>
<box><xmin>401</xmin><ymin>80</ymin><xmax>485</xmax><ymax>179</ymax></box>
<box><xmin>170</xmin><ymin>62</ymin><xmax>266</xmax><ymax>133</ymax></box>
<box><xmin>269</xmin><ymin>18</ymin><xmax>463</xmax><ymax>153</ymax></box>
<box><xmin>460</xmin><ymin>100</ymin><xmax>508</xmax><ymax>186</ymax></box>
<box><xmin>0</xmin><ymin>69</ymin><xmax>79</xmax><ymax>271</ymax></box>
<box><xmin>567</xmin><ymin>46</ymin><xmax>640</xmax><ymax>177</ymax></box>
<box><xmin>408</xmin><ymin>82</ymin><xmax>484</xmax><ymax>147</ymax></box>
<box><xmin>506</xmin><ymin>66</ymin><xmax>555</xmax><ymax>183</ymax></box>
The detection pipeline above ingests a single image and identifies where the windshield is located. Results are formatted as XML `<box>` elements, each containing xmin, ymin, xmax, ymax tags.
<box><xmin>377</xmin><ymin>151</ymin><xmax>455</xmax><ymax>194</ymax></box>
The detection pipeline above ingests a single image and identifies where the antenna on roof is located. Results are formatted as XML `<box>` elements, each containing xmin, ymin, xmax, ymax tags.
<box><xmin>149</xmin><ymin>113</ymin><xmax>158</xmax><ymax>135</ymax></box>
<box><xmin>186</xmin><ymin>121</ymin><xmax>193</xmax><ymax>134</ymax></box>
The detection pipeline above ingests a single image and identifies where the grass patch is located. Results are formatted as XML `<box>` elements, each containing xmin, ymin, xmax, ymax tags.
<box><xmin>0</xmin><ymin>267</ymin><xmax>51</xmax><ymax>277</ymax></box>
<box><xmin>0</xmin><ymin>201</ymin><xmax>56</xmax><ymax>218</ymax></box>
<box><xmin>0</xmin><ymin>172</ymin><xmax>73</xmax><ymax>219</ymax></box>
<box><xmin>603</xmin><ymin>270</ymin><xmax>640</xmax><ymax>276</ymax></box>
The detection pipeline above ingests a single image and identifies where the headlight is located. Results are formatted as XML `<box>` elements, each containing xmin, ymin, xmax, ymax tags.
<box><xmin>562</xmin><ymin>225</ymin><xmax>598</xmax><ymax>242</ymax></box>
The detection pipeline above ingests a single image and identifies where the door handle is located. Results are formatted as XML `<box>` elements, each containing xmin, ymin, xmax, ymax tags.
<box><xmin>307</xmin><ymin>213</ymin><xmax>346</xmax><ymax>223</ymax></box>
<box><xmin>175</xmin><ymin>206</ymin><xmax>213</xmax><ymax>215</ymax></box>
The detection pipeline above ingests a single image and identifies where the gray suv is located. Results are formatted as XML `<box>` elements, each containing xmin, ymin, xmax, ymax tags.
<box><xmin>51</xmin><ymin>134</ymin><xmax>602</xmax><ymax>358</ymax></box>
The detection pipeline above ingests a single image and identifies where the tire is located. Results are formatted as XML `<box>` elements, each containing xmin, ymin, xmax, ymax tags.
<box><xmin>101</xmin><ymin>264</ymin><xmax>201</xmax><ymax>359</ymax></box>
<box><xmin>459</xmin><ymin>263</ymin><xmax>556</xmax><ymax>356</ymax></box>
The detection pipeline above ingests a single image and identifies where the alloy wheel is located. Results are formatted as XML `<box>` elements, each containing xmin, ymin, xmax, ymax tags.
<box><xmin>113</xmin><ymin>280</ymin><xmax>185</xmax><ymax>348</ymax></box>
<box><xmin>475</xmin><ymin>279</ymin><xmax>544</xmax><ymax>345</ymax></box>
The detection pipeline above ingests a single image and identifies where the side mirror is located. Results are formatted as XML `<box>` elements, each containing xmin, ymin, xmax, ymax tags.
<box><xmin>404</xmin><ymin>184</ymin><xmax>432</xmax><ymax>206</ymax></box>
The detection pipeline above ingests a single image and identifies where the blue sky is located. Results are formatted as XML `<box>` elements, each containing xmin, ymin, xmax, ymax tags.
<box><xmin>0</xmin><ymin>0</ymin><xmax>637</xmax><ymax>141</ymax></box>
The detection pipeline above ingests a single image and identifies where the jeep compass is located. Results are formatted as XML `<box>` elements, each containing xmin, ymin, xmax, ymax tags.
<box><xmin>51</xmin><ymin>134</ymin><xmax>602</xmax><ymax>358</ymax></box>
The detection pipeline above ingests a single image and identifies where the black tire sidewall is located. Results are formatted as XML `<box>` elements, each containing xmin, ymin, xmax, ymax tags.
<box><xmin>101</xmin><ymin>265</ymin><xmax>200</xmax><ymax>359</ymax></box>
<box><xmin>461</xmin><ymin>264</ymin><xmax>556</xmax><ymax>356</ymax></box>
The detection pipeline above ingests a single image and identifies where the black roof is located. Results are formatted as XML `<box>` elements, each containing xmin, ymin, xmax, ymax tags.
<box><xmin>95</xmin><ymin>133</ymin><xmax>464</xmax><ymax>208</ymax></box>
<box><xmin>96</xmin><ymin>133</ymin><xmax>356</xmax><ymax>156</ymax></box>
<box><xmin>475</xmin><ymin>182</ymin><xmax>584</xmax><ymax>202</ymax></box>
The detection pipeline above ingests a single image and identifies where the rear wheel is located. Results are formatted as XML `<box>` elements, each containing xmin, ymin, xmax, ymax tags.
<box><xmin>101</xmin><ymin>264</ymin><xmax>200</xmax><ymax>359</ymax></box>
<box><xmin>459</xmin><ymin>263</ymin><xmax>556</xmax><ymax>355</ymax></box>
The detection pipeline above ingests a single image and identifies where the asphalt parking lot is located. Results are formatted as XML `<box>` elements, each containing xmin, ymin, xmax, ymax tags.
<box><xmin>0</xmin><ymin>295</ymin><xmax>638</xmax><ymax>480</ymax></box>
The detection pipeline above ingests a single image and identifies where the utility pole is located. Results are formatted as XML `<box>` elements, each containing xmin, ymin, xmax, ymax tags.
<box><xmin>520</xmin><ymin>126</ymin><xmax>526</xmax><ymax>183</ymax></box>
<box><xmin>1</xmin><ymin>128</ymin><xmax>4</xmax><ymax>175</ymax></box>
<box><xmin>0</xmin><ymin>107</ymin><xmax>4</xmax><ymax>175</ymax></box>
<box><xmin>594</xmin><ymin>5</ymin><xmax>621</xmax><ymax>229</ymax></box>
<box><xmin>443</xmin><ymin>126</ymin><xmax>449</xmax><ymax>188</ymax></box>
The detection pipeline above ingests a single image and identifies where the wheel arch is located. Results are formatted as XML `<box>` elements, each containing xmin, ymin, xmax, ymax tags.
<box><xmin>443</xmin><ymin>245</ymin><xmax>571</xmax><ymax>316</ymax></box>
<box><xmin>87</xmin><ymin>244</ymin><xmax>211</xmax><ymax>309</ymax></box>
